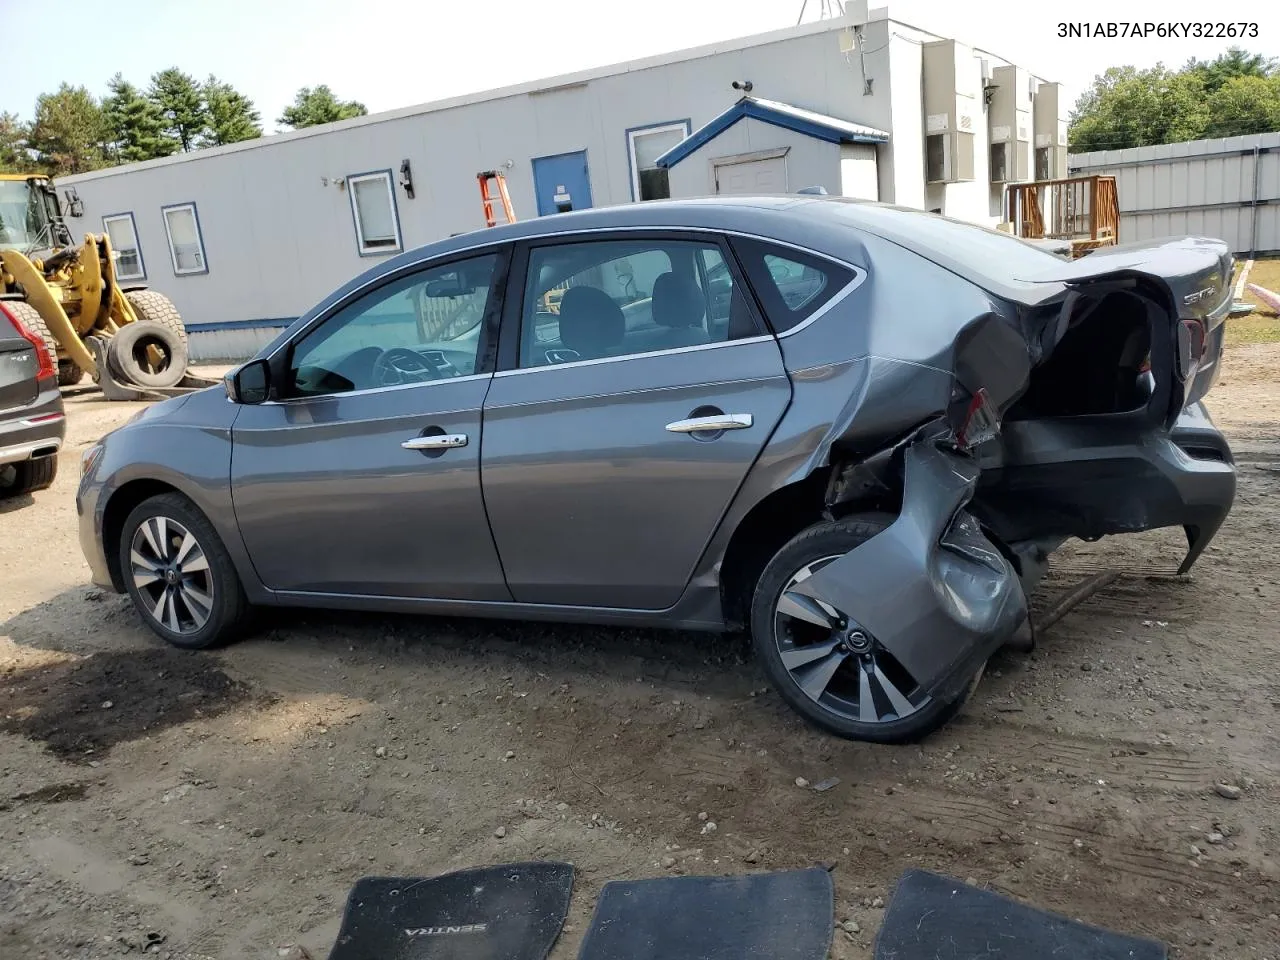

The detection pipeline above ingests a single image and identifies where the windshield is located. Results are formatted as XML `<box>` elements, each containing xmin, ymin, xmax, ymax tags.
<box><xmin>0</xmin><ymin>179</ymin><xmax>52</xmax><ymax>251</ymax></box>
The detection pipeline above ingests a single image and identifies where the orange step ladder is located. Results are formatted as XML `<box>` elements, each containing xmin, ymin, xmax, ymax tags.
<box><xmin>477</xmin><ymin>171</ymin><xmax>517</xmax><ymax>227</ymax></box>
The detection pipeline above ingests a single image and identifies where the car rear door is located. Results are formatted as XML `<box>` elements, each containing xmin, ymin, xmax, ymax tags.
<box><xmin>480</xmin><ymin>231</ymin><xmax>791</xmax><ymax>609</ymax></box>
<box><xmin>0</xmin><ymin>307</ymin><xmax>39</xmax><ymax>412</ymax></box>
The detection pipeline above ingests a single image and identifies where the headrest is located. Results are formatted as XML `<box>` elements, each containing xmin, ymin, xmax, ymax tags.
<box><xmin>557</xmin><ymin>285</ymin><xmax>625</xmax><ymax>358</ymax></box>
<box><xmin>652</xmin><ymin>272</ymin><xmax>706</xmax><ymax>329</ymax></box>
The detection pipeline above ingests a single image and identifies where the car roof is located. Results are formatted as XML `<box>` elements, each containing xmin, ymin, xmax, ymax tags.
<box><xmin>312</xmin><ymin>196</ymin><xmax>1067</xmax><ymax>327</ymax></box>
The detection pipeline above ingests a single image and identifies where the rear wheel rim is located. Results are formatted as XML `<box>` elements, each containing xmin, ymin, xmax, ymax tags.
<box><xmin>772</xmin><ymin>555</ymin><xmax>932</xmax><ymax>725</ymax></box>
<box><xmin>129</xmin><ymin>516</ymin><xmax>214</xmax><ymax>635</ymax></box>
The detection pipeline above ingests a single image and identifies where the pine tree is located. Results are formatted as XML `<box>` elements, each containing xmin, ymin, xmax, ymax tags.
<box><xmin>148</xmin><ymin>68</ymin><xmax>208</xmax><ymax>152</ymax></box>
<box><xmin>202</xmin><ymin>76</ymin><xmax>262</xmax><ymax>146</ymax></box>
<box><xmin>28</xmin><ymin>84</ymin><xmax>108</xmax><ymax>175</ymax></box>
<box><xmin>103</xmin><ymin>73</ymin><xmax>177</xmax><ymax>163</ymax></box>
<box><xmin>277</xmin><ymin>85</ymin><xmax>367</xmax><ymax>130</ymax></box>
<box><xmin>0</xmin><ymin>112</ymin><xmax>32</xmax><ymax>173</ymax></box>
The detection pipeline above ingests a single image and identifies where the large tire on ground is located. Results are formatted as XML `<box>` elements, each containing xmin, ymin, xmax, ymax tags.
<box><xmin>106</xmin><ymin>320</ymin><xmax>188</xmax><ymax>388</ymax></box>
<box><xmin>749</xmin><ymin>514</ymin><xmax>985</xmax><ymax>744</ymax></box>
<box><xmin>0</xmin><ymin>456</ymin><xmax>58</xmax><ymax>498</ymax></box>
<box><xmin>3</xmin><ymin>300</ymin><xmax>59</xmax><ymax>374</ymax></box>
<box><xmin>57</xmin><ymin>360</ymin><xmax>84</xmax><ymax>386</ymax></box>
<box><xmin>123</xmin><ymin>290</ymin><xmax>188</xmax><ymax>352</ymax></box>
<box><xmin>118</xmin><ymin>492</ymin><xmax>250</xmax><ymax>649</ymax></box>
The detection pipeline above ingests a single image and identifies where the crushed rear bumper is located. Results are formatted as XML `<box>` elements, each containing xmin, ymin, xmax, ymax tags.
<box><xmin>794</xmin><ymin>441</ymin><xmax>1027</xmax><ymax>702</ymax></box>
<box><xmin>976</xmin><ymin>402</ymin><xmax>1236</xmax><ymax>575</ymax></box>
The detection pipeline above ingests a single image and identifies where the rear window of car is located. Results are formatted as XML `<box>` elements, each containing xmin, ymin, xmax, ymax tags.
<box><xmin>729</xmin><ymin>237</ymin><xmax>856</xmax><ymax>334</ymax></box>
<box><xmin>825</xmin><ymin>202</ymin><xmax>1063</xmax><ymax>282</ymax></box>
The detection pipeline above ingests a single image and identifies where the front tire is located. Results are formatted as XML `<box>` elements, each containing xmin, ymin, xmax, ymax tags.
<box><xmin>118</xmin><ymin>493</ymin><xmax>249</xmax><ymax>649</ymax></box>
<box><xmin>750</xmin><ymin>515</ymin><xmax>983</xmax><ymax>743</ymax></box>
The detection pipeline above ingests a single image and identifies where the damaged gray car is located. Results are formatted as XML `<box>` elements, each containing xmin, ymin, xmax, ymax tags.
<box><xmin>77</xmin><ymin>196</ymin><xmax>1236</xmax><ymax>743</ymax></box>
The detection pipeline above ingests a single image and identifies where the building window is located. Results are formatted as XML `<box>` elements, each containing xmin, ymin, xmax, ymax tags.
<box><xmin>990</xmin><ymin>142</ymin><xmax>1009</xmax><ymax>183</ymax></box>
<box><xmin>626</xmin><ymin>121</ymin><xmax>690</xmax><ymax>201</ymax></box>
<box><xmin>347</xmin><ymin>170</ymin><xmax>402</xmax><ymax>256</ymax></box>
<box><xmin>161</xmin><ymin>202</ymin><xmax>208</xmax><ymax>276</ymax></box>
<box><xmin>102</xmin><ymin>212</ymin><xmax>145</xmax><ymax>281</ymax></box>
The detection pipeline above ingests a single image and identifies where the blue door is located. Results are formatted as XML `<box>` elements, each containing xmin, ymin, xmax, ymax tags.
<box><xmin>531</xmin><ymin>151</ymin><xmax>593</xmax><ymax>216</ymax></box>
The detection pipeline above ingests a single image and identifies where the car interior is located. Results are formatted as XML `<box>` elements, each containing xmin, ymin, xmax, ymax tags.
<box><xmin>521</xmin><ymin>240</ymin><xmax>757</xmax><ymax>368</ymax></box>
<box><xmin>288</xmin><ymin>258</ymin><xmax>495</xmax><ymax>396</ymax></box>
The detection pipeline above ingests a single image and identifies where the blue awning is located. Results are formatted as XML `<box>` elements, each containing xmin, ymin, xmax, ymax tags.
<box><xmin>655</xmin><ymin>96</ymin><xmax>889</xmax><ymax>169</ymax></box>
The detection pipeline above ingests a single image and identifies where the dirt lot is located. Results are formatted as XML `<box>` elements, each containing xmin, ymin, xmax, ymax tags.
<box><xmin>3</xmin><ymin>349</ymin><xmax>1280</xmax><ymax>960</ymax></box>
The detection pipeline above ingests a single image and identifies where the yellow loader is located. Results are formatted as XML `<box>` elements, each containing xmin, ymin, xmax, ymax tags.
<box><xmin>0</xmin><ymin>173</ymin><xmax>213</xmax><ymax>398</ymax></box>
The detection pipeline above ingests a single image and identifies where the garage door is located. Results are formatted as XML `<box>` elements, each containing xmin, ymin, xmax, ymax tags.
<box><xmin>714</xmin><ymin>155</ymin><xmax>787</xmax><ymax>195</ymax></box>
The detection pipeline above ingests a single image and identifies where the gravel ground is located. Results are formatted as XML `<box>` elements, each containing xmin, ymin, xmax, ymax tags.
<box><xmin>2</xmin><ymin>348</ymin><xmax>1278</xmax><ymax>960</ymax></box>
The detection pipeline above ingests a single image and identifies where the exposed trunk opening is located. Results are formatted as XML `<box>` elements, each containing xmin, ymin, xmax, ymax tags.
<box><xmin>1007</xmin><ymin>290</ymin><xmax>1154</xmax><ymax>420</ymax></box>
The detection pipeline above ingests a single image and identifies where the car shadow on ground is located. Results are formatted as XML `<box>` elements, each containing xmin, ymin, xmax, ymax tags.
<box><xmin>1</xmin><ymin>585</ymin><xmax>765</xmax><ymax>759</ymax></box>
<box><xmin>0</xmin><ymin>490</ymin><xmax>36</xmax><ymax>514</ymax></box>
<box><xmin>0</xmin><ymin>646</ymin><xmax>263</xmax><ymax>762</ymax></box>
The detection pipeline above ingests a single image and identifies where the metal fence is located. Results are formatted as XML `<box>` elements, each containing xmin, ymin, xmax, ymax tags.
<box><xmin>1069</xmin><ymin>132</ymin><xmax>1279</xmax><ymax>257</ymax></box>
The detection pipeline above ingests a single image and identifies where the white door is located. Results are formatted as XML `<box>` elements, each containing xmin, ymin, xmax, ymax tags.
<box><xmin>714</xmin><ymin>156</ymin><xmax>787</xmax><ymax>195</ymax></box>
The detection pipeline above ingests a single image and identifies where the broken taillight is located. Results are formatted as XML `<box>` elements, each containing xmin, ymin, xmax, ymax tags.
<box><xmin>1176</xmin><ymin>318</ymin><xmax>1206</xmax><ymax>381</ymax></box>
<box><xmin>0</xmin><ymin>303</ymin><xmax>56</xmax><ymax>383</ymax></box>
<box><xmin>956</xmin><ymin>387</ymin><xmax>1000</xmax><ymax>451</ymax></box>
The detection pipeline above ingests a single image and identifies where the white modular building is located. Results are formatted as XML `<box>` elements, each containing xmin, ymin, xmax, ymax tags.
<box><xmin>55</xmin><ymin>4</ymin><xmax>1070</xmax><ymax>360</ymax></box>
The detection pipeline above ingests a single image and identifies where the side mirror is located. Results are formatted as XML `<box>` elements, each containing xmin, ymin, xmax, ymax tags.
<box><xmin>225</xmin><ymin>359</ymin><xmax>270</xmax><ymax>404</ymax></box>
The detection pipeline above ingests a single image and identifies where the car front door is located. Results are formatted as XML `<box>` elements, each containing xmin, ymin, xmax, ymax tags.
<box><xmin>230</xmin><ymin>249</ymin><xmax>511</xmax><ymax>600</ymax></box>
<box><xmin>480</xmin><ymin>233</ymin><xmax>792</xmax><ymax>609</ymax></box>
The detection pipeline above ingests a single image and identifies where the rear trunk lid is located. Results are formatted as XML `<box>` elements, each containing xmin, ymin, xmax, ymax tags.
<box><xmin>0</xmin><ymin>311</ymin><xmax>39</xmax><ymax>413</ymax></box>
<box><xmin>1016</xmin><ymin>236</ymin><xmax>1233</xmax><ymax>425</ymax></box>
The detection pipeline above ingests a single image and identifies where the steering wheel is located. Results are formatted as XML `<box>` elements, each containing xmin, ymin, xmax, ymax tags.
<box><xmin>372</xmin><ymin>347</ymin><xmax>436</xmax><ymax>386</ymax></box>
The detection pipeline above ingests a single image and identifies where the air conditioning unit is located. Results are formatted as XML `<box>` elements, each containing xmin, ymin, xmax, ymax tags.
<box><xmin>988</xmin><ymin>64</ymin><xmax>1031</xmax><ymax>183</ymax></box>
<box><xmin>1033</xmin><ymin>82</ymin><xmax>1069</xmax><ymax>180</ymax></box>
<box><xmin>921</xmin><ymin>40</ymin><xmax>977</xmax><ymax>183</ymax></box>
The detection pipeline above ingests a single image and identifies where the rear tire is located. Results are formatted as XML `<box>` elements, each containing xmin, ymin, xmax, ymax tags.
<box><xmin>118</xmin><ymin>493</ymin><xmax>249</xmax><ymax>649</ymax></box>
<box><xmin>0</xmin><ymin>456</ymin><xmax>58</xmax><ymax>498</ymax></box>
<box><xmin>107</xmin><ymin>320</ymin><xmax>188</xmax><ymax>388</ymax></box>
<box><xmin>4</xmin><ymin>300</ymin><xmax>59</xmax><ymax>372</ymax></box>
<box><xmin>750</xmin><ymin>515</ymin><xmax>983</xmax><ymax>744</ymax></box>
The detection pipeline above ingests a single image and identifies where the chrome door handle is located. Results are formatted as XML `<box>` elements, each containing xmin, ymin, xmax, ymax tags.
<box><xmin>665</xmin><ymin>414</ymin><xmax>753</xmax><ymax>433</ymax></box>
<box><xmin>401</xmin><ymin>433</ymin><xmax>468</xmax><ymax>450</ymax></box>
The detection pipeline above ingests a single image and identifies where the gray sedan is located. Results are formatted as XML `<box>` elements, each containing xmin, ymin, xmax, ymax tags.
<box><xmin>77</xmin><ymin>197</ymin><xmax>1236</xmax><ymax>743</ymax></box>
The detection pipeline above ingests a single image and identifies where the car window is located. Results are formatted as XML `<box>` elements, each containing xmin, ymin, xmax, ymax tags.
<box><xmin>288</xmin><ymin>253</ymin><xmax>498</xmax><ymax>397</ymax></box>
<box><xmin>518</xmin><ymin>238</ymin><xmax>757</xmax><ymax>369</ymax></box>
<box><xmin>730</xmin><ymin>237</ymin><xmax>856</xmax><ymax>334</ymax></box>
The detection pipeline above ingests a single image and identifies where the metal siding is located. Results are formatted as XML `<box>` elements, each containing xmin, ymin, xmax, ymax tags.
<box><xmin>1071</xmin><ymin>132</ymin><xmax>1280</xmax><ymax>255</ymax></box>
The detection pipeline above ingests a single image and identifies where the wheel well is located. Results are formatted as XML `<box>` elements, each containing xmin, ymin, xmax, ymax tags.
<box><xmin>718</xmin><ymin>470</ymin><xmax>830</xmax><ymax>630</ymax></box>
<box><xmin>102</xmin><ymin>479</ymin><xmax>182</xmax><ymax>591</ymax></box>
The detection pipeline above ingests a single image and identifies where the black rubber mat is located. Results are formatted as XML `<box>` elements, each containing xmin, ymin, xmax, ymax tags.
<box><xmin>327</xmin><ymin>861</ymin><xmax>574</xmax><ymax>960</ymax></box>
<box><xmin>875</xmin><ymin>869</ymin><xmax>1166</xmax><ymax>960</ymax></box>
<box><xmin>577</xmin><ymin>867</ymin><xmax>834</xmax><ymax>960</ymax></box>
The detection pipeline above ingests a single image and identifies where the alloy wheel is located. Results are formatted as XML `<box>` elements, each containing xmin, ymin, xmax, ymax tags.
<box><xmin>773</xmin><ymin>555</ymin><xmax>932</xmax><ymax>724</ymax></box>
<box><xmin>129</xmin><ymin>516</ymin><xmax>215</xmax><ymax>636</ymax></box>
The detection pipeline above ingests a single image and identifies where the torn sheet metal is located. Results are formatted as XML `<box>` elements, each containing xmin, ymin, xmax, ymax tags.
<box><xmin>793</xmin><ymin>441</ymin><xmax>1026</xmax><ymax>699</ymax></box>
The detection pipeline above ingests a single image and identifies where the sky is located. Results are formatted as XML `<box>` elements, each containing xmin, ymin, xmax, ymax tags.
<box><xmin>4</xmin><ymin>0</ymin><xmax>1278</xmax><ymax>127</ymax></box>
